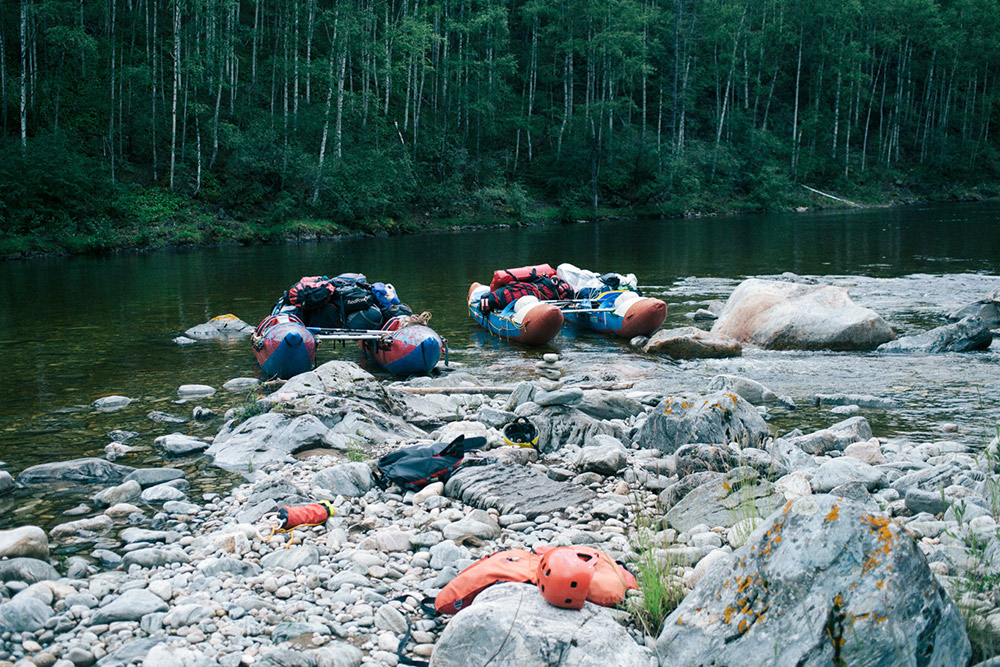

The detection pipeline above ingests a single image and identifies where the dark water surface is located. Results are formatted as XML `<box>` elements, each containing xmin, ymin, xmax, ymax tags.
<box><xmin>2</xmin><ymin>202</ymin><xmax>999</xmax><ymax>528</ymax></box>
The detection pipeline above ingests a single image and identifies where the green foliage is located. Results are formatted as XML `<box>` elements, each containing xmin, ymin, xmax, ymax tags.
<box><xmin>3</xmin><ymin>0</ymin><xmax>1000</xmax><ymax>255</ymax></box>
<box><xmin>627</xmin><ymin>502</ymin><xmax>686</xmax><ymax>637</ymax></box>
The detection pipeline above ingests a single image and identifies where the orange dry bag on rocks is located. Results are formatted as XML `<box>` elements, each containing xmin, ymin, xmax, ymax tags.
<box><xmin>533</xmin><ymin>545</ymin><xmax>638</xmax><ymax>607</ymax></box>
<box><xmin>490</xmin><ymin>264</ymin><xmax>557</xmax><ymax>291</ymax></box>
<box><xmin>435</xmin><ymin>549</ymin><xmax>541</xmax><ymax>614</ymax></box>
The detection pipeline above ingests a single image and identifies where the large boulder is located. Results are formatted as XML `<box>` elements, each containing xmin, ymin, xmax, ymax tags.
<box><xmin>17</xmin><ymin>458</ymin><xmax>136</xmax><ymax>485</ymax></box>
<box><xmin>206</xmin><ymin>413</ymin><xmax>329</xmax><ymax>473</ymax></box>
<box><xmin>878</xmin><ymin>316</ymin><xmax>992</xmax><ymax>353</ymax></box>
<box><xmin>431</xmin><ymin>583</ymin><xmax>651</xmax><ymax>667</ymax></box>
<box><xmin>575</xmin><ymin>390</ymin><xmax>646</xmax><ymax>421</ymax></box>
<box><xmin>711</xmin><ymin>279</ymin><xmax>895</xmax><ymax>350</ymax></box>
<box><xmin>532</xmin><ymin>407</ymin><xmax>624</xmax><ymax>454</ymax></box>
<box><xmin>643</xmin><ymin>327</ymin><xmax>742</xmax><ymax>359</ymax></box>
<box><xmin>635</xmin><ymin>392</ymin><xmax>769</xmax><ymax>455</ymax></box>
<box><xmin>656</xmin><ymin>495</ymin><xmax>969</xmax><ymax>666</ymax></box>
<box><xmin>279</xmin><ymin>361</ymin><xmax>391</xmax><ymax>407</ymax></box>
<box><xmin>0</xmin><ymin>526</ymin><xmax>48</xmax><ymax>560</ymax></box>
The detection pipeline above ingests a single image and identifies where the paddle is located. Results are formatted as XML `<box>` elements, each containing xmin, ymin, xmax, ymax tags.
<box><xmin>307</xmin><ymin>326</ymin><xmax>394</xmax><ymax>342</ymax></box>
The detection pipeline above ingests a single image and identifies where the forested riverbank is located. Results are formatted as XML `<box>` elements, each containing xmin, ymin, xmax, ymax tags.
<box><xmin>1</xmin><ymin>0</ymin><xmax>999</xmax><ymax>257</ymax></box>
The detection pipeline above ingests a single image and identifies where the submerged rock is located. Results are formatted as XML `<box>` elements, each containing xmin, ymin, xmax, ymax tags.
<box><xmin>878</xmin><ymin>315</ymin><xmax>992</xmax><ymax>353</ymax></box>
<box><xmin>643</xmin><ymin>327</ymin><xmax>742</xmax><ymax>358</ymax></box>
<box><xmin>433</xmin><ymin>582</ymin><xmax>651</xmax><ymax>666</ymax></box>
<box><xmin>183</xmin><ymin>314</ymin><xmax>253</xmax><ymax>339</ymax></box>
<box><xmin>657</xmin><ymin>495</ymin><xmax>970</xmax><ymax>666</ymax></box>
<box><xmin>17</xmin><ymin>457</ymin><xmax>135</xmax><ymax>485</ymax></box>
<box><xmin>711</xmin><ymin>278</ymin><xmax>895</xmax><ymax>350</ymax></box>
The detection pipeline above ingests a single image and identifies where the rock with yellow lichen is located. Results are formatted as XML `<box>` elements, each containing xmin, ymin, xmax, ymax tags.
<box><xmin>656</xmin><ymin>494</ymin><xmax>970</xmax><ymax>666</ymax></box>
<box><xmin>635</xmin><ymin>392</ymin><xmax>769</xmax><ymax>455</ymax></box>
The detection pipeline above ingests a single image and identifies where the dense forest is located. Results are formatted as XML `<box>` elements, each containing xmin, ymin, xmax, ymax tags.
<box><xmin>1</xmin><ymin>0</ymin><xmax>998</xmax><ymax>253</ymax></box>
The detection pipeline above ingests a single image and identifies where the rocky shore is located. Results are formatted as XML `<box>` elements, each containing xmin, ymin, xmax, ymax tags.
<box><xmin>2</xmin><ymin>279</ymin><xmax>999</xmax><ymax>666</ymax></box>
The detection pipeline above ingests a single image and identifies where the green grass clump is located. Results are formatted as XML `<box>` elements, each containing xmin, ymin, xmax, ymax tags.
<box><xmin>627</xmin><ymin>502</ymin><xmax>686</xmax><ymax>637</ymax></box>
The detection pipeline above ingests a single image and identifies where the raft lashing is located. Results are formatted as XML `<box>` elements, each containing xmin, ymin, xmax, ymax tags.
<box><xmin>252</xmin><ymin>275</ymin><xmax>444</xmax><ymax>379</ymax></box>
<box><xmin>468</xmin><ymin>262</ymin><xmax>666</xmax><ymax>343</ymax></box>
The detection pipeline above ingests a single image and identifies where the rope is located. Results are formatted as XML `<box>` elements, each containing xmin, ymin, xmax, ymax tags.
<box><xmin>398</xmin><ymin>311</ymin><xmax>433</xmax><ymax>328</ymax></box>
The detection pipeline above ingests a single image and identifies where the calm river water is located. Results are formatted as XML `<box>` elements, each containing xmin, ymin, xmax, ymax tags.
<box><xmin>2</xmin><ymin>202</ymin><xmax>999</xmax><ymax>531</ymax></box>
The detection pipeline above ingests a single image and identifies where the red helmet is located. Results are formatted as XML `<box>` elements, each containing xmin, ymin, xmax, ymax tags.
<box><xmin>537</xmin><ymin>547</ymin><xmax>597</xmax><ymax>610</ymax></box>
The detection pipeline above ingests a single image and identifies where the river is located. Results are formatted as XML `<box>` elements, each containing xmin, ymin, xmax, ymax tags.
<box><xmin>2</xmin><ymin>202</ymin><xmax>999</xmax><ymax>534</ymax></box>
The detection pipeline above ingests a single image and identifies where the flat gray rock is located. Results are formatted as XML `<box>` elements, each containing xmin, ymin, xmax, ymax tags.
<box><xmin>444</xmin><ymin>462</ymin><xmax>595</xmax><ymax>519</ymax></box>
<box><xmin>657</xmin><ymin>495</ymin><xmax>970</xmax><ymax>666</ymax></box>
<box><xmin>124</xmin><ymin>467</ymin><xmax>186</xmax><ymax>488</ymax></box>
<box><xmin>0</xmin><ymin>558</ymin><xmax>59</xmax><ymax>584</ymax></box>
<box><xmin>121</xmin><ymin>547</ymin><xmax>191</xmax><ymax>570</ymax></box>
<box><xmin>261</xmin><ymin>545</ymin><xmax>320</xmax><ymax>570</ymax></box>
<box><xmin>810</xmin><ymin>457</ymin><xmax>886</xmax><ymax>493</ymax></box>
<box><xmin>665</xmin><ymin>467</ymin><xmax>784</xmax><ymax>533</ymax></box>
<box><xmin>92</xmin><ymin>589</ymin><xmax>168</xmax><ymax>624</ymax></box>
<box><xmin>433</xmin><ymin>583</ymin><xmax>651</xmax><ymax>666</ymax></box>
<box><xmin>198</xmin><ymin>557</ymin><xmax>262</xmax><ymax>578</ymax></box>
<box><xmin>17</xmin><ymin>457</ymin><xmax>135</xmax><ymax>485</ymax></box>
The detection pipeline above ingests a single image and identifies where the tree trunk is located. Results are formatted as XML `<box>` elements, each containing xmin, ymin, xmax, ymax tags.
<box><xmin>20</xmin><ymin>0</ymin><xmax>28</xmax><ymax>153</ymax></box>
<box><xmin>170</xmin><ymin>0</ymin><xmax>180</xmax><ymax>191</ymax></box>
<box><xmin>313</xmin><ymin>17</ymin><xmax>338</xmax><ymax>206</ymax></box>
<box><xmin>109</xmin><ymin>0</ymin><xmax>117</xmax><ymax>182</ymax></box>
<box><xmin>791</xmin><ymin>32</ymin><xmax>802</xmax><ymax>176</ymax></box>
<box><xmin>151</xmin><ymin>0</ymin><xmax>158</xmax><ymax>180</ymax></box>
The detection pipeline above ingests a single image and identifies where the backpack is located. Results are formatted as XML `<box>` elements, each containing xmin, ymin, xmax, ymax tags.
<box><xmin>286</xmin><ymin>276</ymin><xmax>337</xmax><ymax>310</ymax></box>
<box><xmin>490</xmin><ymin>264</ymin><xmax>556</xmax><ymax>291</ymax></box>
<box><xmin>375</xmin><ymin>435</ymin><xmax>486</xmax><ymax>491</ymax></box>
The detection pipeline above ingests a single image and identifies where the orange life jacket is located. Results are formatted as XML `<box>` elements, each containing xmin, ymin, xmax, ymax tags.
<box><xmin>434</xmin><ymin>546</ymin><xmax>638</xmax><ymax>614</ymax></box>
<box><xmin>435</xmin><ymin>549</ymin><xmax>540</xmax><ymax>614</ymax></box>
<box><xmin>534</xmin><ymin>545</ymin><xmax>638</xmax><ymax>607</ymax></box>
<box><xmin>490</xmin><ymin>264</ymin><xmax>557</xmax><ymax>291</ymax></box>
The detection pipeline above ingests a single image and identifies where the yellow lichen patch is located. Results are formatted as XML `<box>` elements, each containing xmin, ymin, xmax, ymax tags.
<box><xmin>876</xmin><ymin>580</ymin><xmax>884</xmax><ymax>590</ymax></box>
<box><xmin>722</xmin><ymin>482</ymin><xmax>732</xmax><ymax>492</ymax></box>
<box><xmin>738</xmin><ymin>618</ymin><xmax>749</xmax><ymax>634</ymax></box>
<box><xmin>724</xmin><ymin>606</ymin><xmax>735</xmax><ymax>624</ymax></box>
<box><xmin>677</xmin><ymin>615</ymin><xmax>684</xmax><ymax>626</ymax></box>
<box><xmin>825</xmin><ymin>504</ymin><xmax>839</xmax><ymax>523</ymax></box>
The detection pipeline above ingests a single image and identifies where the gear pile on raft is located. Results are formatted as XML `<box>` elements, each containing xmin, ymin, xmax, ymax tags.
<box><xmin>468</xmin><ymin>263</ymin><xmax>667</xmax><ymax>345</ymax></box>
<box><xmin>251</xmin><ymin>274</ymin><xmax>445</xmax><ymax>379</ymax></box>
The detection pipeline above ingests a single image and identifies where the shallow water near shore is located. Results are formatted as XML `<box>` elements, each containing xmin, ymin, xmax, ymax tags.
<box><xmin>2</xmin><ymin>202</ymin><xmax>999</xmax><ymax>531</ymax></box>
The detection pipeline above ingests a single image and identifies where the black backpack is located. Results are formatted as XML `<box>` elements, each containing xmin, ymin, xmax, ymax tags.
<box><xmin>375</xmin><ymin>435</ymin><xmax>486</xmax><ymax>491</ymax></box>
